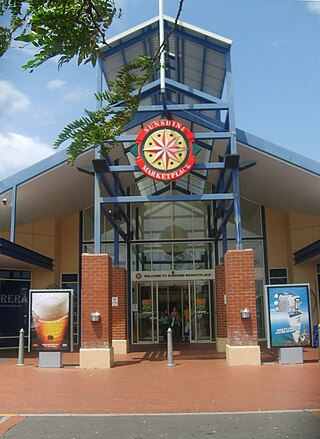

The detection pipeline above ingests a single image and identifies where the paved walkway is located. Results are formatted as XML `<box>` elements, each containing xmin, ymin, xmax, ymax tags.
<box><xmin>0</xmin><ymin>344</ymin><xmax>319</xmax><ymax>436</ymax></box>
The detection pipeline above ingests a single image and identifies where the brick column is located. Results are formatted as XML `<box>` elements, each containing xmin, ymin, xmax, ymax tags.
<box><xmin>215</xmin><ymin>264</ymin><xmax>227</xmax><ymax>352</ymax></box>
<box><xmin>80</xmin><ymin>253</ymin><xmax>114</xmax><ymax>368</ymax></box>
<box><xmin>225</xmin><ymin>249</ymin><xmax>260</xmax><ymax>365</ymax></box>
<box><xmin>112</xmin><ymin>267</ymin><xmax>128</xmax><ymax>354</ymax></box>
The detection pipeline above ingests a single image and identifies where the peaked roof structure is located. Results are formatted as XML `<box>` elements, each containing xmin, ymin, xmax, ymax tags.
<box><xmin>0</xmin><ymin>15</ymin><xmax>319</xmax><ymax>241</ymax></box>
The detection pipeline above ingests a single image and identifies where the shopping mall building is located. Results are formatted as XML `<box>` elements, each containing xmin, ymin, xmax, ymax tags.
<box><xmin>1</xmin><ymin>16</ymin><xmax>319</xmax><ymax>366</ymax></box>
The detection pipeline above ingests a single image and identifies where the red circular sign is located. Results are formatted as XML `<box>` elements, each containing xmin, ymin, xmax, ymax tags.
<box><xmin>135</xmin><ymin>119</ymin><xmax>196</xmax><ymax>181</ymax></box>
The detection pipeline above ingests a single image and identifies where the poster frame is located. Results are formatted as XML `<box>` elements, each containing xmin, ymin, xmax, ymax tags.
<box><xmin>264</xmin><ymin>283</ymin><xmax>312</xmax><ymax>349</ymax></box>
<box><xmin>28</xmin><ymin>289</ymin><xmax>73</xmax><ymax>352</ymax></box>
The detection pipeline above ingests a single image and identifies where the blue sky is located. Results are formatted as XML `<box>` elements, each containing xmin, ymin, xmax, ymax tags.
<box><xmin>0</xmin><ymin>0</ymin><xmax>319</xmax><ymax>179</ymax></box>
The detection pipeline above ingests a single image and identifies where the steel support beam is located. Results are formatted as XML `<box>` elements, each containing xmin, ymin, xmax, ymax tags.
<box><xmin>9</xmin><ymin>185</ymin><xmax>17</xmax><ymax>243</ymax></box>
<box><xmin>101</xmin><ymin>193</ymin><xmax>234</xmax><ymax>204</ymax></box>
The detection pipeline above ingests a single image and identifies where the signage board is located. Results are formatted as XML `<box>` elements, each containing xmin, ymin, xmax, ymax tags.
<box><xmin>132</xmin><ymin>270</ymin><xmax>214</xmax><ymax>282</ymax></box>
<box><xmin>28</xmin><ymin>289</ymin><xmax>73</xmax><ymax>352</ymax></box>
<box><xmin>131</xmin><ymin>119</ymin><xmax>200</xmax><ymax>181</ymax></box>
<box><xmin>264</xmin><ymin>284</ymin><xmax>312</xmax><ymax>348</ymax></box>
<box><xmin>112</xmin><ymin>297</ymin><xmax>118</xmax><ymax>307</ymax></box>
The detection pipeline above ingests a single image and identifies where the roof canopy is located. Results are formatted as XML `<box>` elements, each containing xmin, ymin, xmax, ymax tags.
<box><xmin>0</xmin><ymin>16</ymin><xmax>319</xmax><ymax>235</ymax></box>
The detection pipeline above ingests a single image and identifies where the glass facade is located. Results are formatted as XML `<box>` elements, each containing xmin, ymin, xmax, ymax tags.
<box><xmin>82</xmin><ymin>196</ymin><xmax>267</xmax><ymax>342</ymax></box>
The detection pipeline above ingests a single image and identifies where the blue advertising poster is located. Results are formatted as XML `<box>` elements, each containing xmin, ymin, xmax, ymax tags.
<box><xmin>265</xmin><ymin>284</ymin><xmax>312</xmax><ymax>348</ymax></box>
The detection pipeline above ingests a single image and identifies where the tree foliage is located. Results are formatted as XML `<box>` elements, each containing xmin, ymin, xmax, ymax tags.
<box><xmin>0</xmin><ymin>0</ymin><xmax>184</xmax><ymax>163</ymax></box>
<box><xmin>0</xmin><ymin>0</ymin><xmax>121</xmax><ymax>68</ymax></box>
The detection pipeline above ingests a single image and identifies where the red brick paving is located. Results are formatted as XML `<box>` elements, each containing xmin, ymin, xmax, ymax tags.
<box><xmin>0</xmin><ymin>345</ymin><xmax>319</xmax><ymax>415</ymax></box>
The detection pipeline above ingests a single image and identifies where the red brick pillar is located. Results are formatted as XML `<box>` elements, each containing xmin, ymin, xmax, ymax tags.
<box><xmin>80</xmin><ymin>253</ymin><xmax>114</xmax><ymax>368</ymax></box>
<box><xmin>112</xmin><ymin>267</ymin><xmax>128</xmax><ymax>354</ymax></box>
<box><xmin>215</xmin><ymin>264</ymin><xmax>227</xmax><ymax>352</ymax></box>
<box><xmin>224</xmin><ymin>249</ymin><xmax>260</xmax><ymax>365</ymax></box>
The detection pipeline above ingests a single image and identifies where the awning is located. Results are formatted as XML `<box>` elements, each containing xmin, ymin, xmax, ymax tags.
<box><xmin>293</xmin><ymin>240</ymin><xmax>320</xmax><ymax>265</ymax></box>
<box><xmin>0</xmin><ymin>238</ymin><xmax>53</xmax><ymax>270</ymax></box>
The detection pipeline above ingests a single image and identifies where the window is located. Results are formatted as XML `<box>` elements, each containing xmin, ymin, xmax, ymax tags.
<box><xmin>269</xmin><ymin>268</ymin><xmax>288</xmax><ymax>285</ymax></box>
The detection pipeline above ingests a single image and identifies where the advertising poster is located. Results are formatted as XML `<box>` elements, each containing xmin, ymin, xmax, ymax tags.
<box><xmin>29</xmin><ymin>290</ymin><xmax>73</xmax><ymax>352</ymax></box>
<box><xmin>265</xmin><ymin>284</ymin><xmax>312</xmax><ymax>348</ymax></box>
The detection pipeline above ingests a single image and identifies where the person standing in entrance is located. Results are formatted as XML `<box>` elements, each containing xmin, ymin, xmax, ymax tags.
<box><xmin>169</xmin><ymin>307</ymin><xmax>181</xmax><ymax>343</ymax></box>
<box><xmin>183</xmin><ymin>303</ymin><xmax>190</xmax><ymax>342</ymax></box>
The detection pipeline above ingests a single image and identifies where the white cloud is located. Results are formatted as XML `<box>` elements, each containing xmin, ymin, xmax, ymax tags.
<box><xmin>304</xmin><ymin>0</ymin><xmax>320</xmax><ymax>14</ymax></box>
<box><xmin>47</xmin><ymin>79</ymin><xmax>66</xmax><ymax>90</ymax></box>
<box><xmin>0</xmin><ymin>132</ymin><xmax>54</xmax><ymax>179</ymax></box>
<box><xmin>0</xmin><ymin>80</ymin><xmax>31</xmax><ymax>114</ymax></box>
<box><xmin>64</xmin><ymin>87</ymin><xmax>90</xmax><ymax>101</ymax></box>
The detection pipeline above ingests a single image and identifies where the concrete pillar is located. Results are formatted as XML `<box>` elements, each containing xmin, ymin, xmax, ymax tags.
<box><xmin>215</xmin><ymin>264</ymin><xmax>227</xmax><ymax>352</ymax></box>
<box><xmin>112</xmin><ymin>267</ymin><xmax>128</xmax><ymax>354</ymax></box>
<box><xmin>80</xmin><ymin>253</ymin><xmax>114</xmax><ymax>368</ymax></box>
<box><xmin>225</xmin><ymin>249</ymin><xmax>260</xmax><ymax>366</ymax></box>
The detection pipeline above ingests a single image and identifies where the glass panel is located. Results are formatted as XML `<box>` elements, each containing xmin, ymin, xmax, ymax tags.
<box><xmin>194</xmin><ymin>243</ymin><xmax>210</xmax><ymax>269</ymax></box>
<box><xmin>83</xmin><ymin>206</ymin><xmax>105</xmax><ymax>242</ymax></box>
<box><xmin>0</xmin><ymin>279</ymin><xmax>29</xmax><ymax>347</ymax></box>
<box><xmin>270</xmin><ymin>268</ymin><xmax>287</xmax><ymax>278</ymax></box>
<box><xmin>151</xmin><ymin>203</ymin><xmax>172</xmax><ymax>240</ymax></box>
<box><xmin>194</xmin><ymin>281</ymin><xmax>211</xmax><ymax>341</ymax></box>
<box><xmin>173</xmin><ymin>243</ymin><xmax>193</xmax><ymax>270</ymax></box>
<box><xmin>133</xmin><ymin>203</ymin><xmax>152</xmax><ymax>240</ymax></box>
<box><xmin>82</xmin><ymin>243</ymin><xmax>94</xmax><ymax>254</ymax></box>
<box><xmin>61</xmin><ymin>276</ymin><xmax>79</xmax><ymax>345</ymax></box>
<box><xmin>83</xmin><ymin>206</ymin><xmax>94</xmax><ymax>241</ymax></box>
<box><xmin>0</xmin><ymin>270</ymin><xmax>11</xmax><ymax>279</ymax></box>
<box><xmin>132</xmin><ymin>244</ymin><xmax>152</xmax><ymax>271</ymax></box>
<box><xmin>182</xmin><ymin>284</ymin><xmax>190</xmax><ymax>342</ymax></box>
<box><xmin>168</xmin><ymin>285</ymin><xmax>183</xmax><ymax>342</ymax></box>
<box><xmin>102</xmin><ymin>244</ymin><xmax>127</xmax><ymax>269</ymax></box>
<box><xmin>241</xmin><ymin>198</ymin><xmax>262</xmax><ymax>237</ymax></box>
<box><xmin>192</xmin><ymin>202</ymin><xmax>209</xmax><ymax>238</ymax></box>
<box><xmin>137</xmin><ymin>283</ymin><xmax>153</xmax><ymax>342</ymax></box>
<box><xmin>132</xmin><ymin>283</ymin><xmax>138</xmax><ymax>343</ymax></box>
<box><xmin>152</xmin><ymin>243</ymin><xmax>172</xmax><ymax>271</ymax></box>
<box><xmin>172</xmin><ymin>202</ymin><xmax>192</xmax><ymax>239</ymax></box>
<box><xmin>61</xmin><ymin>273</ymin><xmax>78</xmax><ymax>283</ymax></box>
<box><xmin>226</xmin><ymin>198</ymin><xmax>262</xmax><ymax>239</ymax></box>
<box><xmin>255</xmin><ymin>279</ymin><xmax>265</xmax><ymax>339</ymax></box>
<box><xmin>158</xmin><ymin>286</ymin><xmax>169</xmax><ymax>343</ymax></box>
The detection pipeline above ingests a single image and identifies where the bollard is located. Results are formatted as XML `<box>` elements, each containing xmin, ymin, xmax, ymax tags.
<box><xmin>166</xmin><ymin>327</ymin><xmax>176</xmax><ymax>367</ymax></box>
<box><xmin>17</xmin><ymin>328</ymin><xmax>25</xmax><ymax>366</ymax></box>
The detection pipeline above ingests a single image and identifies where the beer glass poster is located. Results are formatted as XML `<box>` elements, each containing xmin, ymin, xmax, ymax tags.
<box><xmin>265</xmin><ymin>284</ymin><xmax>312</xmax><ymax>348</ymax></box>
<box><xmin>29</xmin><ymin>290</ymin><xmax>73</xmax><ymax>351</ymax></box>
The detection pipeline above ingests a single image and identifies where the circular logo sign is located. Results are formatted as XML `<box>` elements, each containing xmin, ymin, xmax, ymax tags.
<box><xmin>135</xmin><ymin>119</ymin><xmax>197</xmax><ymax>181</ymax></box>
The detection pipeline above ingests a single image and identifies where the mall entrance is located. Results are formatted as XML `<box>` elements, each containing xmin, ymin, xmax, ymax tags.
<box><xmin>131</xmin><ymin>278</ymin><xmax>213</xmax><ymax>344</ymax></box>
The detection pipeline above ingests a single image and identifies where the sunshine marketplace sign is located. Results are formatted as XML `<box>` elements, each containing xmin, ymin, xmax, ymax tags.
<box><xmin>131</xmin><ymin>119</ymin><xmax>200</xmax><ymax>181</ymax></box>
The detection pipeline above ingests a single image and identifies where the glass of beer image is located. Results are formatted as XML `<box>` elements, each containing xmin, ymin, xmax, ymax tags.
<box><xmin>32</xmin><ymin>292</ymin><xmax>69</xmax><ymax>349</ymax></box>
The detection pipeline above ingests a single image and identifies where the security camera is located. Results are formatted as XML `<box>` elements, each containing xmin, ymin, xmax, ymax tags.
<box><xmin>2</xmin><ymin>198</ymin><xmax>7</xmax><ymax>206</ymax></box>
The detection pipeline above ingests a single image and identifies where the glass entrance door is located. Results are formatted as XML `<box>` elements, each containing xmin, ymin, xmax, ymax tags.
<box><xmin>158</xmin><ymin>283</ymin><xmax>189</xmax><ymax>343</ymax></box>
<box><xmin>132</xmin><ymin>282</ymin><xmax>157</xmax><ymax>343</ymax></box>
<box><xmin>132</xmin><ymin>280</ymin><xmax>212</xmax><ymax>343</ymax></box>
<box><xmin>190</xmin><ymin>280</ymin><xmax>211</xmax><ymax>342</ymax></box>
